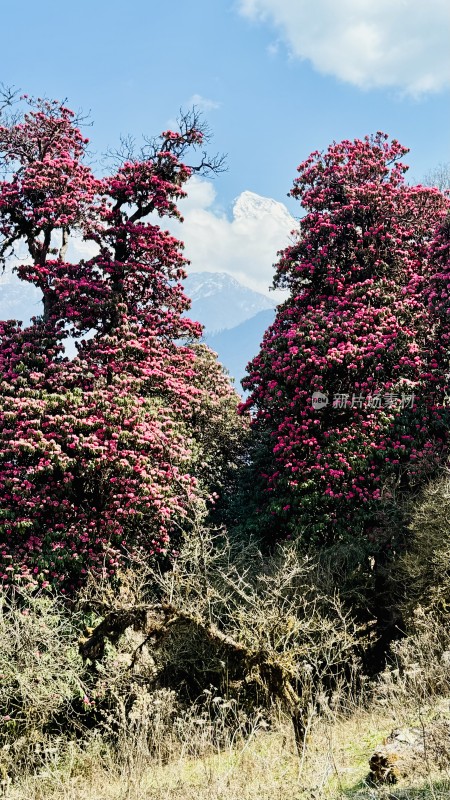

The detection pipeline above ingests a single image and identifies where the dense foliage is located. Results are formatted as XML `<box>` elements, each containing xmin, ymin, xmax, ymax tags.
<box><xmin>1</xmin><ymin>93</ymin><xmax>450</xmax><ymax>798</ymax></box>
<box><xmin>241</xmin><ymin>133</ymin><xmax>450</xmax><ymax>550</ymax></box>
<box><xmin>0</xmin><ymin>96</ymin><xmax>245</xmax><ymax>590</ymax></box>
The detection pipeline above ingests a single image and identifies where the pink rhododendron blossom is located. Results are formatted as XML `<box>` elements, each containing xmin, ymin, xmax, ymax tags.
<box><xmin>0</xmin><ymin>97</ymin><xmax>246</xmax><ymax>589</ymax></box>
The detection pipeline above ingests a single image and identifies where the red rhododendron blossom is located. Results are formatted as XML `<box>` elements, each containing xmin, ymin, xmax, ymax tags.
<box><xmin>242</xmin><ymin>133</ymin><xmax>450</xmax><ymax>548</ymax></box>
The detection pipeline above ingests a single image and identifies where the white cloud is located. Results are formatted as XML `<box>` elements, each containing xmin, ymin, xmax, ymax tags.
<box><xmin>173</xmin><ymin>176</ymin><xmax>296</xmax><ymax>297</ymax></box>
<box><xmin>178</xmin><ymin>177</ymin><xmax>217</xmax><ymax>213</ymax></box>
<box><xmin>238</xmin><ymin>0</ymin><xmax>450</xmax><ymax>95</ymax></box>
<box><xmin>187</xmin><ymin>94</ymin><xmax>221</xmax><ymax>111</ymax></box>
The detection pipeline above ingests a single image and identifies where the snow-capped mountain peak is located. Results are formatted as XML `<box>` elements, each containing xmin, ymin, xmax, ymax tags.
<box><xmin>184</xmin><ymin>272</ymin><xmax>243</xmax><ymax>302</ymax></box>
<box><xmin>233</xmin><ymin>191</ymin><xmax>295</xmax><ymax>229</ymax></box>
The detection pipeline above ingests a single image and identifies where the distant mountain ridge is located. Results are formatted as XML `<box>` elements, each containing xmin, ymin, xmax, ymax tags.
<box><xmin>182</xmin><ymin>272</ymin><xmax>278</xmax><ymax>391</ymax></box>
<box><xmin>183</xmin><ymin>271</ymin><xmax>276</xmax><ymax>334</ymax></box>
<box><xmin>204</xmin><ymin>308</ymin><xmax>276</xmax><ymax>391</ymax></box>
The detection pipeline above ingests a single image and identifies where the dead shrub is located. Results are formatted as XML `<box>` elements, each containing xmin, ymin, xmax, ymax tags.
<box><xmin>393</xmin><ymin>470</ymin><xmax>450</xmax><ymax>621</ymax></box>
<box><xmin>377</xmin><ymin>607</ymin><xmax>450</xmax><ymax>711</ymax></box>
<box><xmin>0</xmin><ymin>586</ymin><xmax>85</xmax><ymax>780</ymax></box>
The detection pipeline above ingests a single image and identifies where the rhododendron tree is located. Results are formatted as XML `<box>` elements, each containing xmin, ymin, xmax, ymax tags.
<box><xmin>0</xmin><ymin>94</ymin><xmax>245</xmax><ymax>589</ymax></box>
<box><xmin>241</xmin><ymin>133</ymin><xmax>450</xmax><ymax>552</ymax></box>
<box><xmin>425</xmin><ymin>214</ymin><xmax>450</xmax><ymax>369</ymax></box>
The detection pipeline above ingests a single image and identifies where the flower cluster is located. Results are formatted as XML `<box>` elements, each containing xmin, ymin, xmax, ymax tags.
<box><xmin>241</xmin><ymin>133</ymin><xmax>450</xmax><ymax>546</ymax></box>
<box><xmin>0</xmin><ymin>97</ymin><xmax>245</xmax><ymax>589</ymax></box>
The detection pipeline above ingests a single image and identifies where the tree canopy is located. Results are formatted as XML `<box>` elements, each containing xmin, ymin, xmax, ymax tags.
<box><xmin>0</xmin><ymin>96</ymin><xmax>245</xmax><ymax>590</ymax></box>
<box><xmin>241</xmin><ymin>133</ymin><xmax>450</xmax><ymax>552</ymax></box>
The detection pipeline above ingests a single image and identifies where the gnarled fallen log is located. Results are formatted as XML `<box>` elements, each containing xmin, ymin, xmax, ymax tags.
<box><xmin>78</xmin><ymin>600</ymin><xmax>309</xmax><ymax>751</ymax></box>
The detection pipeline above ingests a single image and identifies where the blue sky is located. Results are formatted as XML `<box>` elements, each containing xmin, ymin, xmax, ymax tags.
<box><xmin>0</xmin><ymin>0</ymin><xmax>449</xmax><ymax>299</ymax></box>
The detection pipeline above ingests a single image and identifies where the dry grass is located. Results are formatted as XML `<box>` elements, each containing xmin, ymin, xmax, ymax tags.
<box><xmin>4</xmin><ymin>698</ymin><xmax>450</xmax><ymax>800</ymax></box>
<box><xmin>3</xmin><ymin>525</ymin><xmax>450</xmax><ymax>799</ymax></box>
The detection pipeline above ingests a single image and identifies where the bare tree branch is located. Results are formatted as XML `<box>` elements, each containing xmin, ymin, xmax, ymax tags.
<box><xmin>0</xmin><ymin>83</ymin><xmax>19</xmax><ymax>117</ymax></box>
